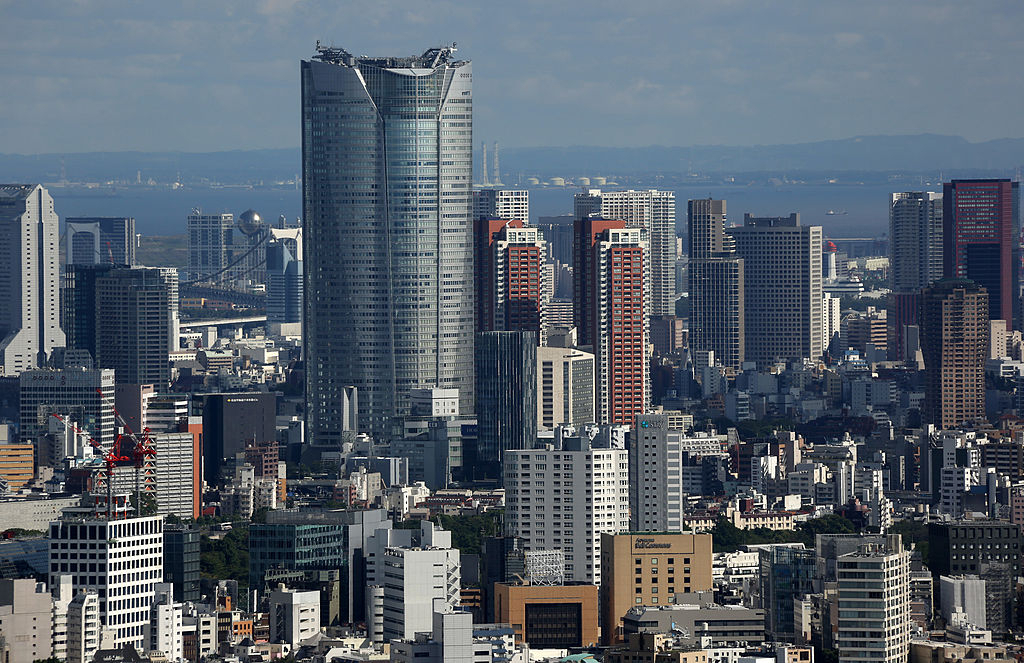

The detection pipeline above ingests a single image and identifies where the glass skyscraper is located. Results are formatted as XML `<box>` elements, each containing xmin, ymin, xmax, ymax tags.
<box><xmin>301</xmin><ymin>45</ymin><xmax>474</xmax><ymax>442</ymax></box>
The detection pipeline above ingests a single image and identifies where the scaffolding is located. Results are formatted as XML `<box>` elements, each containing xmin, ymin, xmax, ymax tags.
<box><xmin>525</xmin><ymin>549</ymin><xmax>565</xmax><ymax>586</ymax></box>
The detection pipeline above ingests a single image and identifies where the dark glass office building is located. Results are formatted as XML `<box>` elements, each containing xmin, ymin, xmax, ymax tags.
<box><xmin>163</xmin><ymin>524</ymin><xmax>200</xmax><ymax>603</ymax></box>
<box><xmin>474</xmin><ymin>331</ymin><xmax>537</xmax><ymax>480</ymax></box>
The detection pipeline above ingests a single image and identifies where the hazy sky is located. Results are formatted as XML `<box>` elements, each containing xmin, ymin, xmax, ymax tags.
<box><xmin>2</xmin><ymin>0</ymin><xmax>1022</xmax><ymax>154</ymax></box>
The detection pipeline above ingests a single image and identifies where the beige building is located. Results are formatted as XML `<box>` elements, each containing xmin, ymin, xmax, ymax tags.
<box><xmin>600</xmin><ymin>532</ymin><xmax>713</xmax><ymax>644</ymax></box>
<box><xmin>493</xmin><ymin>583</ymin><xmax>599</xmax><ymax>649</ymax></box>
<box><xmin>0</xmin><ymin>442</ymin><xmax>34</xmax><ymax>490</ymax></box>
<box><xmin>0</xmin><ymin>579</ymin><xmax>53</xmax><ymax>663</ymax></box>
<box><xmin>536</xmin><ymin>346</ymin><xmax>595</xmax><ymax>430</ymax></box>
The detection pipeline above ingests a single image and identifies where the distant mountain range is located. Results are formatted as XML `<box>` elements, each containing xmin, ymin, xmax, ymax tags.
<box><xmin>0</xmin><ymin>134</ymin><xmax>1021</xmax><ymax>183</ymax></box>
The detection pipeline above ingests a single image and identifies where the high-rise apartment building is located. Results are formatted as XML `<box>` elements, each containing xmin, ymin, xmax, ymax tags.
<box><xmin>150</xmin><ymin>431</ymin><xmax>201</xmax><ymax>519</ymax></box>
<box><xmin>64</xmin><ymin>217</ymin><xmax>136</xmax><ymax>267</ymax></box>
<box><xmin>536</xmin><ymin>347</ymin><xmax>595</xmax><ymax>431</ymax></box>
<box><xmin>302</xmin><ymin>44</ymin><xmax>474</xmax><ymax>440</ymax></box>
<box><xmin>0</xmin><ymin>185</ymin><xmax>65</xmax><ymax>376</ymax></box>
<box><xmin>186</xmin><ymin>212</ymin><xmax>234</xmax><ymax>286</ymax></box>
<box><xmin>836</xmin><ymin>542</ymin><xmax>910</xmax><ymax>663</ymax></box>
<box><xmin>688</xmin><ymin>198</ymin><xmax>744</xmax><ymax>370</ymax></box>
<box><xmin>599</xmin><ymin>532</ymin><xmax>714</xmax><ymax>644</ymax></box>
<box><xmin>48</xmin><ymin>515</ymin><xmax>164</xmax><ymax>651</ymax></box>
<box><xmin>574</xmin><ymin>219</ymin><xmax>648</xmax><ymax>424</ymax></box>
<box><xmin>575</xmin><ymin>189</ymin><xmax>676</xmax><ymax>316</ymax></box>
<box><xmin>20</xmin><ymin>367</ymin><xmax>116</xmax><ymax>446</ymax></box>
<box><xmin>473</xmin><ymin>189</ymin><xmax>529</xmax><ymax>221</ymax></box>
<box><xmin>265</xmin><ymin>228</ymin><xmax>303</xmax><ymax>326</ymax></box>
<box><xmin>920</xmin><ymin>279</ymin><xmax>989</xmax><ymax>429</ymax></box>
<box><xmin>474</xmin><ymin>220</ymin><xmax>546</xmax><ymax>337</ymax></box>
<box><xmin>504</xmin><ymin>438</ymin><xmax>629</xmax><ymax>584</ymax></box>
<box><xmin>475</xmin><ymin>331</ymin><xmax>537</xmax><ymax>479</ymax></box>
<box><xmin>890</xmin><ymin>192</ymin><xmax>943</xmax><ymax>291</ymax></box>
<box><xmin>93</xmin><ymin>267</ymin><xmax>178</xmax><ymax>387</ymax></box>
<box><xmin>728</xmin><ymin>214</ymin><xmax>823</xmax><ymax>366</ymax></box>
<box><xmin>943</xmin><ymin>179</ymin><xmax>1020</xmax><ymax>329</ymax></box>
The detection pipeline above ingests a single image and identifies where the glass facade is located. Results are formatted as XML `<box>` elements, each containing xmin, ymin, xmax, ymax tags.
<box><xmin>302</xmin><ymin>46</ymin><xmax>474</xmax><ymax>442</ymax></box>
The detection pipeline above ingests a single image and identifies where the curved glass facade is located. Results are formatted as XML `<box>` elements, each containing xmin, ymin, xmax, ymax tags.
<box><xmin>302</xmin><ymin>47</ymin><xmax>474</xmax><ymax>442</ymax></box>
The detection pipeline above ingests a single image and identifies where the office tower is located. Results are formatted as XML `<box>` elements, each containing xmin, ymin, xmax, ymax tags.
<box><xmin>150</xmin><ymin>431</ymin><xmax>200</xmax><ymax>519</ymax></box>
<box><xmin>628</xmin><ymin>414</ymin><xmax>726</xmax><ymax>531</ymax></box>
<box><xmin>268</xmin><ymin>586</ymin><xmax>320</xmax><ymax>644</ymax></box>
<box><xmin>943</xmin><ymin>179</ymin><xmax>1020</xmax><ymax>328</ymax></box>
<box><xmin>0</xmin><ymin>185</ymin><xmax>65</xmax><ymax>376</ymax></box>
<box><xmin>759</xmin><ymin>546</ymin><xmax>816</xmax><ymax>642</ymax></box>
<box><xmin>163</xmin><ymin>524</ymin><xmax>200</xmax><ymax>603</ymax></box>
<box><xmin>249</xmin><ymin>508</ymin><xmax>389</xmax><ymax>624</ymax></box>
<box><xmin>687</xmin><ymin>199</ymin><xmax>744</xmax><ymax>370</ymax></box>
<box><xmin>64</xmin><ymin>217</ymin><xmax>136</xmax><ymax>266</ymax></box>
<box><xmin>575</xmin><ymin>189</ymin><xmax>676</xmax><ymax>316</ymax></box>
<box><xmin>474</xmin><ymin>220</ymin><xmax>547</xmax><ymax>337</ymax></box>
<box><xmin>0</xmin><ymin>579</ymin><xmax>53</xmax><ymax>663</ymax></box>
<box><xmin>536</xmin><ymin>347</ymin><xmax>595</xmax><ymax>430</ymax></box>
<box><xmin>836</xmin><ymin>542</ymin><xmax>910</xmax><ymax>663</ymax></box>
<box><xmin>574</xmin><ymin>219</ymin><xmax>648</xmax><ymax>424</ymax></box>
<box><xmin>202</xmin><ymin>393</ymin><xmax>277</xmax><ymax>485</ymax></box>
<box><xmin>186</xmin><ymin>212</ymin><xmax>234</xmax><ymax>285</ymax></box>
<box><xmin>475</xmin><ymin>331</ymin><xmax>537</xmax><ymax>478</ymax></box>
<box><xmin>473</xmin><ymin>189</ymin><xmax>529</xmax><ymax>221</ymax></box>
<box><xmin>48</xmin><ymin>515</ymin><xmax>163</xmax><ymax>650</ymax></box>
<box><xmin>20</xmin><ymin>367</ymin><xmax>116</xmax><ymax>446</ymax></box>
<box><xmin>890</xmin><ymin>192</ymin><xmax>943</xmax><ymax>290</ymax></box>
<box><xmin>63</xmin><ymin>264</ymin><xmax>115</xmax><ymax>362</ymax></box>
<box><xmin>93</xmin><ymin>267</ymin><xmax>178</xmax><ymax>387</ymax></box>
<box><xmin>365</xmin><ymin>521</ymin><xmax>460</xmax><ymax>643</ymax></box>
<box><xmin>599</xmin><ymin>532</ymin><xmax>714</xmax><ymax>644</ymax></box>
<box><xmin>728</xmin><ymin>214</ymin><xmax>823</xmax><ymax>365</ymax></box>
<box><xmin>235</xmin><ymin>209</ymin><xmax>268</xmax><ymax>288</ymax></box>
<box><xmin>266</xmin><ymin>228</ymin><xmax>303</xmax><ymax>325</ymax></box>
<box><xmin>302</xmin><ymin>45</ymin><xmax>474</xmax><ymax>441</ymax></box>
<box><xmin>919</xmin><ymin>279</ymin><xmax>989</xmax><ymax>429</ymax></box>
<box><xmin>504</xmin><ymin>438</ymin><xmax>629</xmax><ymax>584</ymax></box>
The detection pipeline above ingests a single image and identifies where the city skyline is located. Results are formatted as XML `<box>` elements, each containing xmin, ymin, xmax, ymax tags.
<box><xmin>1</xmin><ymin>2</ymin><xmax>1023</xmax><ymax>154</ymax></box>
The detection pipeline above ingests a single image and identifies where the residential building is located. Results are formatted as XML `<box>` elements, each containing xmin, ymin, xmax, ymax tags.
<box><xmin>919</xmin><ymin>279</ymin><xmax>989</xmax><ymax>429</ymax></box>
<box><xmin>186</xmin><ymin>212</ymin><xmax>234</xmax><ymax>286</ymax></box>
<box><xmin>473</xmin><ymin>189</ymin><xmax>529</xmax><ymax>222</ymax></box>
<box><xmin>575</xmin><ymin>189</ymin><xmax>676</xmax><ymax>317</ymax></box>
<box><xmin>574</xmin><ymin>219</ymin><xmax>648</xmax><ymax>424</ymax></box>
<box><xmin>52</xmin><ymin>576</ymin><xmax>101</xmax><ymax>663</ymax></box>
<box><xmin>728</xmin><ymin>214</ymin><xmax>823</xmax><ymax>365</ymax></box>
<box><xmin>836</xmin><ymin>542</ymin><xmax>910</xmax><ymax>663</ymax></box>
<box><xmin>492</xmin><ymin>583</ymin><xmax>599</xmax><ymax>648</ymax></box>
<box><xmin>147</xmin><ymin>584</ymin><xmax>183</xmax><ymax>661</ymax></box>
<box><xmin>475</xmin><ymin>331</ymin><xmax>537</xmax><ymax>479</ymax></box>
<box><xmin>302</xmin><ymin>45</ymin><xmax>474</xmax><ymax>440</ymax></box>
<box><xmin>688</xmin><ymin>198</ymin><xmax>744</xmax><ymax>370</ymax></box>
<box><xmin>93</xmin><ymin>267</ymin><xmax>178</xmax><ymax>387</ymax></box>
<box><xmin>152</xmin><ymin>431</ymin><xmax>201</xmax><ymax>519</ymax></box>
<box><xmin>943</xmin><ymin>179</ymin><xmax>1020</xmax><ymax>328</ymax></box>
<box><xmin>536</xmin><ymin>346</ymin><xmax>595</xmax><ymax>430</ymax></box>
<box><xmin>0</xmin><ymin>184</ymin><xmax>65</xmax><ymax>376</ymax></box>
<box><xmin>599</xmin><ymin>532</ymin><xmax>714</xmax><ymax>644</ymax></box>
<box><xmin>474</xmin><ymin>220</ymin><xmax>547</xmax><ymax>338</ymax></box>
<box><xmin>890</xmin><ymin>192</ymin><xmax>943</xmax><ymax>291</ymax></box>
<box><xmin>47</xmin><ymin>515</ymin><xmax>164</xmax><ymax>651</ymax></box>
<box><xmin>64</xmin><ymin>217</ymin><xmax>136</xmax><ymax>267</ymax></box>
<box><xmin>0</xmin><ymin>579</ymin><xmax>53</xmax><ymax>663</ymax></box>
<box><xmin>504</xmin><ymin>438</ymin><xmax>629</xmax><ymax>584</ymax></box>
<box><xmin>19</xmin><ymin>367</ymin><xmax>116</xmax><ymax>446</ymax></box>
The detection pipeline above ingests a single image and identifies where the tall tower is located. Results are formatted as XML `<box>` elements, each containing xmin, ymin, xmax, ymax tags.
<box><xmin>943</xmin><ymin>179</ymin><xmax>1020</xmax><ymax>329</ymax></box>
<box><xmin>688</xmin><ymin>198</ymin><xmax>744</xmax><ymax>370</ymax></box>
<box><xmin>186</xmin><ymin>212</ymin><xmax>234</xmax><ymax>286</ymax></box>
<box><xmin>836</xmin><ymin>541</ymin><xmax>910</xmax><ymax>663</ymax></box>
<box><xmin>474</xmin><ymin>220</ymin><xmax>546</xmax><ymax>339</ymax></box>
<box><xmin>728</xmin><ymin>214</ymin><xmax>823</xmax><ymax>366</ymax></box>
<box><xmin>302</xmin><ymin>45</ymin><xmax>474</xmax><ymax>441</ymax></box>
<box><xmin>920</xmin><ymin>279</ymin><xmax>989</xmax><ymax>429</ymax></box>
<box><xmin>0</xmin><ymin>184</ymin><xmax>65</xmax><ymax>375</ymax></box>
<box><xmin>475</xmin><ymin>330</ymin><xmax>537</xmax><ymax>480</ymax></box>
<box><xmin>890</xmin><ymin>192</ymin><xmax>943</xmax><ymax>291</ymax></box>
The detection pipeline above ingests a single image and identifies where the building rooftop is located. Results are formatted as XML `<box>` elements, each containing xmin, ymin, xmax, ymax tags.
<box><xmin>312</xmin><ymin>43</ymin><xmax>466</xmax><ymax>69</ymax></box>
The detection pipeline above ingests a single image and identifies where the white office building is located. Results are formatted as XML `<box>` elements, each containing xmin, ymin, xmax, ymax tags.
<box><xmin>504</xmin><ymin>437</ymin><xmax>629</xmax><ymax>584</ymax></box>
<box><xmin>147</xmin><ymin>584</ymin><xmax>183</xmax><ymax>661</ymax></box>
<box><xmin>48</xmin><ymin>514</ymin><xmax>163</xmax><ymax>651</ymax></box>
<box><xmin>836</xmin><ymin>542</ymin><xmax>910</xmax><ymax>663</ymax></box>
<box><xmin>268</xmin><ymin>585</ymin><xmax>321</xmax><ymax>645</ymax></box>
<box><xmin>365</xmin><ymin>521</ymin><xmax>460</xmax><ymax>644</ymax></box>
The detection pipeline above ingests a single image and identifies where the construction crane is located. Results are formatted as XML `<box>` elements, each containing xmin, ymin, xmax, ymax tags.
<box><xmin>49</xmin><ymin>414</ymin><xmax>132</xmax><ymax>519</ymax></box>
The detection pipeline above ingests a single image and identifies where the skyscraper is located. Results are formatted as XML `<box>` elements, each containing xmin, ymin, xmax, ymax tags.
<box><xmin>920</xmin><ymin>279</ymin><xmax>989</xmax><ymax>429</ymax></box>
<box><xmin>836</xmin><ymin>542</ymin><xmax>910</xmax><ymax>663</ymax></box>
<box><xmin>186</xmin><ymin>212</ymin><xmax>234</xmax><ymax>286</ymax></box>
<box><xmin>943</xmin><ymin>179</ymin><xmax>1020</xmax><ymax>329</ymax></box>
<box><xmin>575</xmin><ymin>189</ymin><xmax>676</xmax><ymax>316</ymax></box>
<box><xmin>0</xmin><ymin>184</ymin><xmax>65</xmax><ymax>376</ymax></box>
<box><xmin>474</xmin><ymin>220</ymin><xmax>546</xmax><ymax>338</ymax></box>
<box><xmin>64</xmin><ymin>217</ymin><xmax>136</xmax><ymax>267</ymax></box>
<box><xmin>302</xmin><ymin>44</ymin><xmax>474</xmax><ymax>441</ymax></box>
<box><xmin>687</xmin><ymin>199</ymin><xmax>745</xmax><ymax>370</ymax></box>
<box><xmin>728</xmin><ymin>214</ymin><xmax>823</xmax><ymax>366</ymax></box>
<box><xmin>475</xmin><ymin>331</ymin><xmax>537</xmax><ymax>479</ymax></box>
<box><xmin>473</xmin><ymin>189</ymin><xmax>529</xmax><ymax>222</ymax></box>
<box><xmin>265</xmin><ymin>228</ymin><xmax>303</xmax><ymax>325</ymax></box>
<box><xmin>574</xmin><ymin>219</ymin><xmax>648</xmax><ymax>425</ymax></box>
<box><xmin>93</xmin><ymin>267</ymin><xmax>179</xmax><ymax>387</ymax></box>
<box><xmin>890</xmin><ymin>192</ymin><xmax>943</xmax><ymax>291</ymax></box>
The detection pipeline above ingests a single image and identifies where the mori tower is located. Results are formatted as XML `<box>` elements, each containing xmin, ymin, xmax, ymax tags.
<box><xmin>301</xmin><ymin>45</ymin><xmax>474</xmax><ymax>442</ymax></box>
